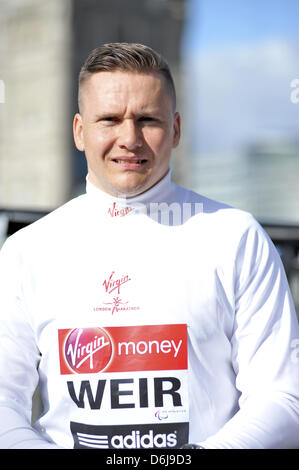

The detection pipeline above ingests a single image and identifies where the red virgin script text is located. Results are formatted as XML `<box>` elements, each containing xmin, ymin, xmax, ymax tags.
<box><xmin>108</xmin><ymin>202</ymin><xmax>134</xmax><ymax>217</ymax></box>
<box><xmin>103</xmin><ymin>271</ymin><xmax>131</xmax><ymax>295</ymax></box>
<box><xmin>58</xmin><ymin>324</ymin><xmax>188</xmax><ymax>375</ymax></box>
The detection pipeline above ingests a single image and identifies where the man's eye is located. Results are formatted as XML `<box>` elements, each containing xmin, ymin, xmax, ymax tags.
<box><xmin>100</xmin><ymin>117</ymin><xmax>119</xmax><ymax>124</ymax></box>
<box><xmin>140</xmin><ymin>116</ymin><xmax>158</xmax><ymax>123</ymax></box>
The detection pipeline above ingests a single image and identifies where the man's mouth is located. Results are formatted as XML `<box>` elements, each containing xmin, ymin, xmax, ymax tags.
<box><xmin>113</xmin><ymin>159</ymin><xmax>147</xmax><ymax>164</ymax></box>
<box><xmin>110</xmin><ymin>158</ymin><xmax>148</xmax><ymax>169</ymax></box>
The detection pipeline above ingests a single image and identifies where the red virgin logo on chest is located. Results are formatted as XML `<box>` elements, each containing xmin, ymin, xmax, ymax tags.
<box><xmin>58</xmin><ymin>324</ymin><xmax>187</xmax><ymax>375</ymax></box>
<box><xmin>103</xmin><ymin>271</ymin><xmax>131</xmax><ymax>295</ymax></box>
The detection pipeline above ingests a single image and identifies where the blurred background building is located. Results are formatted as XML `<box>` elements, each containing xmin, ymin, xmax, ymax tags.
<box><xmin>0</xmin><ymin>0</ymin><xmax>186</xmax><ymax>210</ymax></box>
<box><xmin>0</xmin><ymin>0</ymin><xmax>299</xmax><ymax>313</ymax></box>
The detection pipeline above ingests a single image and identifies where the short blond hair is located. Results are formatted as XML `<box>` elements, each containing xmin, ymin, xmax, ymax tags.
<box><xmin>78</xmin><ymin>42</ymin><xmax>176</xmax><ymax>111</ymax></box>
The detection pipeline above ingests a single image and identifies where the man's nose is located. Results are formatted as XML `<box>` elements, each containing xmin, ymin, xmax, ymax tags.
<box><xmin>117</xmin><ymin>119</ymin><xmax>143</xmax><ymax>151</ymax></box>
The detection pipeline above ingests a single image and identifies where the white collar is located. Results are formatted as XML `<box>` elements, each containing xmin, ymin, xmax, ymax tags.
<box><xmin>85</xmin><ymin>169</ymin><xmax>174</xmax><ymax>215</ymax></box>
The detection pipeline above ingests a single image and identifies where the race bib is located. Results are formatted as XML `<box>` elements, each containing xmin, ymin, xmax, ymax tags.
<box><xmin>58</xmin><ymin>324</ymin><xmax>189</xmax><ymax>449</ymax></box>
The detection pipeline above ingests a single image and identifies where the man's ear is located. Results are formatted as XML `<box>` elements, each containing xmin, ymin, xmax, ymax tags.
<box><xmin>172</xmin><ymin>112</ymin><xmax>181</xmax><ymax>148</ymax></box>
<box><xmin>73</xmin><ymin>113</ymin><xmax>85</xmax><ymax>151</ymax></box>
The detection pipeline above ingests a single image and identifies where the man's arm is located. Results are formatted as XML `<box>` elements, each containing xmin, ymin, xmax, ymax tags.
<box><xmin>0</xmin><ymin>407</ymin><xmax>62</xmax><ymax>449</ymax></box>
<box><xmin>199</xmin><ymin>219</ymin><xmax>299</xmax><ymax>448</ymax></box>
<box><xmin>0</xmin><ymin>236</ymin><xmax>62</xmax><ymax>449</ymax></box>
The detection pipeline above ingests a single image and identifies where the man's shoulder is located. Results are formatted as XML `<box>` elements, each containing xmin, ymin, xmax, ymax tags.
<box><xmin>6</xmin><ymin>194</ymin><xmax>88</xmax><ymax>245</ymax></box>
<box><xmin>173</xmin><ymin>183</ymin><xmax>230</xmax><ymax>209</ymax></box>
<box><xmin>173</xmin><ymin>182</ymin><xmax>256</xmax><ymax>222</ymax></box>
<box><xmin>172</xmin><ymin>184</ymin><xmax>272</xmax><ymax>261</ymax></box>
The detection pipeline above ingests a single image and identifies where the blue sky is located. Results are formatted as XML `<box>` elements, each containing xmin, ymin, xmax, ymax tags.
<box><xmin>180</xmin><ymin>0</ymin><xmax>299</xmax><ymax>153</ymax></box>
<box><xmin>182</xmin><ymin>0</ymin><xmax>299</xmax><ymax>53</ymax></box>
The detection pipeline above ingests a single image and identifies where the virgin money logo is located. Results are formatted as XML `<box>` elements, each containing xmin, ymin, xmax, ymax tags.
<box><xmin>62</xmin><ymin>327</ymin><xmax>113</xmax><ymax>374</ymax></box>
<box><xmin>58</xmin><ymin>324</ymin><xmax>187</xmax><ymax>375</ymax></box>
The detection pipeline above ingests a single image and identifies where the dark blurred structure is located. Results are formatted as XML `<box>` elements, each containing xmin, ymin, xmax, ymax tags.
<box><xmin>262</xmin><ymin>222</ymin><xmax>299</xmax><ymax>314</ymax></box>
<box><xmin>72</xmin><ymin>0</ymin><xmax>184</xmax><ymax>74</ymax></box>
<box><xmin>1</xmin><ymin>208</ymin><xmax>299</xmax><ymax>316</ymax></box>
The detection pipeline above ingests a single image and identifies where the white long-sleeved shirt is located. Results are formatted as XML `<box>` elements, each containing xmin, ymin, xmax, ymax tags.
<box><xmin>0</xmin><ymin>171</ymin><xmax>298</xmax><ymax>449</ymax></box>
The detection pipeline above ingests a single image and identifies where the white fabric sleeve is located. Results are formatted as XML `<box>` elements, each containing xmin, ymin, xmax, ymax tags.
<box><xmin>199</xmin><ymin>219</ymin><xmax>299</xmax><ymax>449</ymax></box>
<box><xmin>0</xmin><ymin>236</ymin><xmax>62</xmax><ymax>449</ymax></box>
<box><xmin>0</xmin><ymin>407</ymin><xmax>62</xmax><ymax>449</ymax></box>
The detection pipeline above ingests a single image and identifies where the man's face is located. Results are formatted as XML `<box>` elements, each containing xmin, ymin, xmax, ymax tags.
<box><xmin>73</xmin><ymin>70</ymin><xmax>180</xmax><ymax>197</ymax></box>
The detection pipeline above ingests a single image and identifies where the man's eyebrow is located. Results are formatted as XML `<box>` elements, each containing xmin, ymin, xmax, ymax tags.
<box><xmin>92</xmin><ymin>109</ymin><xmax>164</xmax><ymax>121</ymax></box>
<box><xmin>93</xmin><ymin>112</ymin><xmax>121</xmax><ymax>121</ymax></box>
<box><xmin>137</xmin><ymin>109</ymin><xmax>162</xmax><ymax>116</ymax></box>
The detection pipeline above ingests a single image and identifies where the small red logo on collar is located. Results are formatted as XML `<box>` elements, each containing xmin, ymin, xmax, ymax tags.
<box><xmin>108</xmin><ymin>202</ymin><xmax>134</xmax><ymax>217</ymax></box>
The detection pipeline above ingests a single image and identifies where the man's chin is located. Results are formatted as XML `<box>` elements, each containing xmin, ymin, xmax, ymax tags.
<box><xmin>111</xmin><ymin>184</ymin><xmax>150</xmax><ymax>199</ymax></box>
<box><xmin>89</xmin><ymin>169</ymin><xmax>167</xmax><ymax>198</ymax></box>
<box><xmin>109</xmin><ymin>175</ymin><xmax>153</xmax><ymax>198</ymax></box>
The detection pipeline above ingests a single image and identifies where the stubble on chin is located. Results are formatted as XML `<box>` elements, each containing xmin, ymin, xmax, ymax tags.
<box><xmin>88</xmin><ymin>170</ymin><xmax>152</xmax><ymax>198</ymax></box>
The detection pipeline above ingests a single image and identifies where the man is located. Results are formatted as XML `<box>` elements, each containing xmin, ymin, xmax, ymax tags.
<box><xmin>0</xmin><ymin>43</ymin><xmax>298</xmax><ymax>449</ymax></box>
